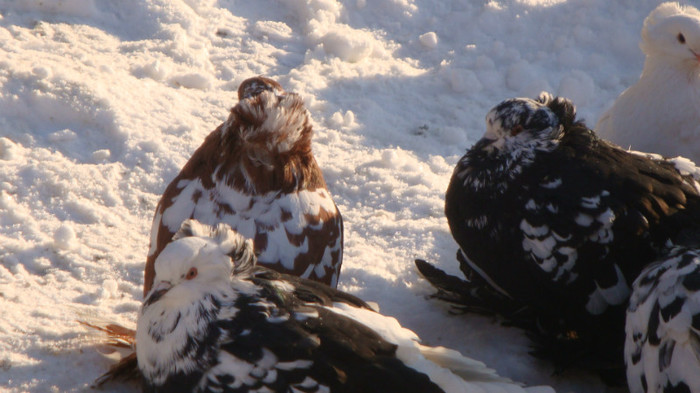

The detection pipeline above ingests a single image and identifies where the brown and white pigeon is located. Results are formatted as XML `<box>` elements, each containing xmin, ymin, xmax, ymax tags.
<box><xmin>596</xmin><ymin>2</ymin><xmax>700</xmax><ymax>161</ymax></box>
<box><xmin>144</xmin><ymin>76</ymin><xmax>343</xmax><ymax>296</ymax></box>
<box><xmin>416</xmin><ymin>93</ymin><xmax>700</xmax><ymax>383</ymax></box>
<box><xmin>137</xmin><ymin>219</ymin><xmax>554</xmax><ymax>393</ymax></box>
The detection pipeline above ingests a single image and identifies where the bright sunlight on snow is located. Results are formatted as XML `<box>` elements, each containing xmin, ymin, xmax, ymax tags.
<box><xmin>0</xmin><ymin>0</ymin><xmax>677</xmax><ymax>392</ymax></box>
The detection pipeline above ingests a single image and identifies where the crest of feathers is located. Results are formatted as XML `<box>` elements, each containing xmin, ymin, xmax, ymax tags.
<box><xmin>173</xmin><ymin>219</ymin><xmax>257</xmax><ymax>275</ymax></box>
<box><xmin>199</xmin><ymin>76</ymin><xmax>324</xmax><ymax>195</ymax></box>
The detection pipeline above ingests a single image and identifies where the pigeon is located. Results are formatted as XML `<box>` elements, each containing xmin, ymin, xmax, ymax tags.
<box><xmin>416</xmin><ymin>93</ymin><xmax>700</xmax><ymax>381</ymax></box>
<box><xmin>625</xmin><ymin>247</ymin><xmax>700</xmax><ymax>393</ymax></box>
<box><xmin>144</xmin><ymin>76</ymin><xmax>344</xmax><ymax>296</ymax></box>
<box><xmin>596</xmin><ymin>2</ymin><xmax>700</xmax><ymax>161</ymax></box>
<box><xmin>81</xmin><ymin>76</ymin><xmax>344</xmax><ymax>386</ymax></box>
<box><xmin>136</xmin><ymin>218</ymin><xmax>554</xmax><ymax>393</ymax></box>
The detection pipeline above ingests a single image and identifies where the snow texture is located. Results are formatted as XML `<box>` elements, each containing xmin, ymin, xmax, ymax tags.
<box><xmin>0</xmin><ymin>0</ymin><xmax>676</xmax><ymax>392</ymax></box>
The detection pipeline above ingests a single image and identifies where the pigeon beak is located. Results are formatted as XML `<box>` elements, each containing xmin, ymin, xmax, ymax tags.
<box><xmin>474</xmin><ymin>136</ymin><xmax>498</xmax><ymax>153</ymax></box>
<box><xmin>144</xmin><ymin>280</ymin><xmax>172</xmax><ymax>306</ymax></box>
<box><xmin>477</xmin><ymin>128</ymin><xmax>505</xmax><ymax>152</ymax></box>
<box><xmin>153</xmin><ymin>280</ymin><xmax>172</xmax><ymax>295</ymax></box>
<box><xmin>482</xmin><ymin>127</ymin><xmax>499</xmax><ymax>142</ymax></box>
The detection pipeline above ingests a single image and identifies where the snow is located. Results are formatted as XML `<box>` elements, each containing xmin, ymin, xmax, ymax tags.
<box><xmin>0</xmin><ymin>0</ymin><xmax>673</xmax><ymax>392</ymax></box>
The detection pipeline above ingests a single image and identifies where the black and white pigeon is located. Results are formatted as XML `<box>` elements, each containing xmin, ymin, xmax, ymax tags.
<box><xmin>416</xmin><ymin>93</ymin><xmax>700</xmax><ymax>380</ymax></box>
<box><xmin>625</xmin><ymin>247</ymin><xmax>700</xmax><ymax>393</ymax></box>
<box><xmin>137</xmin><ymin>219</ymin><xmax>554</xmax><ymax>393</ymax></box>
<box><xmin>596</xmin><ymin>2</ymin><xmax>700</xmax><ymax>161</ymax></box>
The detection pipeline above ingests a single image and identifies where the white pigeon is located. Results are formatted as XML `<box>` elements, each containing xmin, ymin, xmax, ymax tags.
<box><xmin>596</xmin><ymin>2</ymin><xmax>700</xmax><ymax>161</ymax></box>
<box><xmin>136</xmin><ymin>219</ymin><xmax>555</xmax><ymax>393</ymax></box>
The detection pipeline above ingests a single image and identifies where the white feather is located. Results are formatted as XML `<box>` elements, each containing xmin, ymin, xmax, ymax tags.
<box><xmin>325</xmin><ymin>302</ymin><xmax>553</xmax><ymax>393</ymax></box>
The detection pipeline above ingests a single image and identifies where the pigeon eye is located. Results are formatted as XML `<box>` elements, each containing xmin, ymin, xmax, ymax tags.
<box><xmin>510</xmin><ymin>125</ymin><xmax>524</xmax><ymax>136</ymax></box>
<box><xmin>185</xmin><ymin>267</ymin><xmax>198</xmax><ymax>280</ymax></box>
<box><xmin>678</xmin><ymin>33</ymin><xmax>686</xmax><ymax>44</ymax></box>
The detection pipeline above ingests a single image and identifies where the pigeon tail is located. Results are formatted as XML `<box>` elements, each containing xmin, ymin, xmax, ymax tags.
<box><xmin>78</xmin><ymin>320</ymin><xmax>141</xmax><ymax>386</ymax></box>
<box><xmin>415</xmin><ymin>255</ymin><xmax>627</xmax><ymax>386</ymax></box>
<box><xmin>414</xmin><ymin>256</ymin><xmax>525</xmax><ymax>318</ymax></box>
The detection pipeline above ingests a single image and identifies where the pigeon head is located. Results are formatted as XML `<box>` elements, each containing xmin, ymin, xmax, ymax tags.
<box><xmin>228</xmin><ymin>77</ymin><xmax>311</xmax><ymax>158</ymax></box>
<box><xmin>237</xmin><ymin>76</ymin><xmax>285</xmax><ymax>100</ymax></box>
<box><xmin>218</xmin><ymin>77</ymin><xmax>315</xmax><ymax>194</ymax></box>
<box><xmin>145</xmin><ymin>219</ymin><xmax>256</xmax><ymax>307</ymax></box>
<box><xmin>641</xmin><ymin>2</ymin><xmax>700</xmax><ymax>66</ymax></box>
<box><xmin>476</xmin><ymin>93</ymin><xmax>567</xmax><ymax>154</ymax></box>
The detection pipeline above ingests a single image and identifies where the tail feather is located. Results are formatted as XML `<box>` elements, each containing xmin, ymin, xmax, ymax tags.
<box><xmin>93</xmin><ymin>352</ymin><xmax>141</xmax><ymax>386</ymax></box>
<box><xmin>415</xmin><ymin>258</ymin><xmax>473</xmax><ymax>304</ymax></box>
<box><xmin>77</xmin><ymin>320</ymin><xmax>136</xmax><ymax>348</ymax></box>
<box><xmin>419</xmin><ymin>345</ymin><xmax>556</xmax><ymax>393</ymax></box>
<box><xmin>414</xmin><ymin>258</ymin><xmax>525</xmax><ymax>318</ymax></box>
<box><xmin>415</xmin><ymin>256</ymin><xmax>626</xmax><ymax>385</ymax></box>
<box><xmin>78</xmin><ymin>320</ymin><xmax>142</xmax><ymax>386</ymax></box>
<box><xmin>418</xmin><ymin>344</ymin><xmax>511</xmax><ymax>383</ymax></box>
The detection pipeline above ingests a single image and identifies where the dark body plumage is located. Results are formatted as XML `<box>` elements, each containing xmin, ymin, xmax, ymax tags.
<box><xmin>138</xmin><ymin>220</ymin><xmax>544</xmax><ymax>393</ymax></box>
<box><xmin>418</xmin><ymin>93</ymin><xmax>700</xmax><ymax>379</ymax></box>
<box><xmin>144</xmin><ymin>269</ymin><xmax>443</xmax><ymax>393</ymax></box>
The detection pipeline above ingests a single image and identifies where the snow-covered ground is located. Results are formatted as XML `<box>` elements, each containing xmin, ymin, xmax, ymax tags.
<box><xmin>0</xmin><ymin>0</ymin><xmax>674</xmax><ymax>392</ymax></box>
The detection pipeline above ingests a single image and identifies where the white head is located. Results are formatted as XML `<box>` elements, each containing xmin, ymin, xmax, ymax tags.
<box><xmin>137</xmin><ymin>220</ymin><xmax>257</xmax><ymax>385</ymax></box>
<box><xmin>145</xmin><ymin>220</ymin><xmax>256</xmax><ymax>309</ymax></box>
<box><xmin>641</xmin><ymin>2</ymin><xmax>700</xmax><ymax>66</ymax></box>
